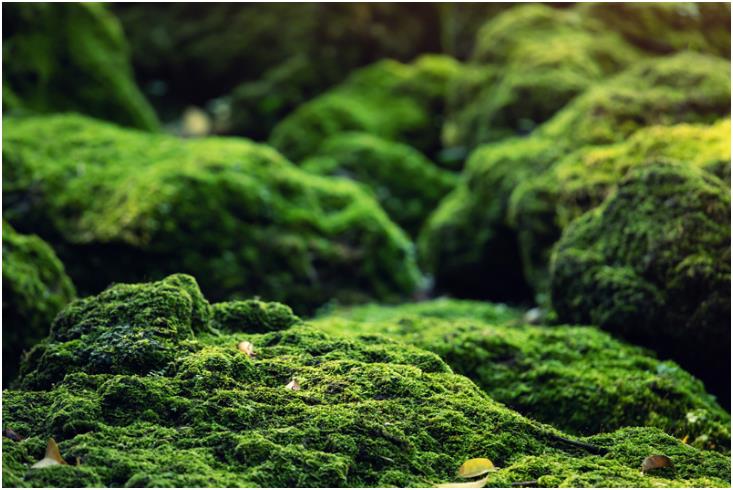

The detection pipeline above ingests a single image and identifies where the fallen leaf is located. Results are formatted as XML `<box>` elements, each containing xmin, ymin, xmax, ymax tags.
<box><xmin>3</xmin><ymin>428</ymin><xmax>23</xmax><ymax>442</ymax></box>
<box><xmin>435</xmin><ymin>475</ymin><xmax>490</xmax><ymax>488</ymax></box>
<box><xmin>285</xmin><ymin>379</ymin><xmax>301</xmax><ymax>391</ymax></box>
<box><xmin>237</xmin><ymin>341</ymin><xmax>256</xmax><ymax>357</ymax></box>
<box><xmin>641</xmin><ymin>454</ymin><xmax>673</xmax><ymax>473</ymax></box>
<box><xmin>31</xmin><ymin>438</ymin><xmax>67</xmax><ymax>469</ymax></box>
<box><xmin>457</xmin><ymin>458</ymin><xmax>495</xmax><ymax>478</ymax></box>
<box><xmin>681</xmin><ymin>435</ymin><xmax>689</xmax><ymax>444</ymax></box>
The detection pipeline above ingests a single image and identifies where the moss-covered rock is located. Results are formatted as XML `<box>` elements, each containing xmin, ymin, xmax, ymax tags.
<box><xmin>2</xmin><ymin>222</ymin><xmax>76</xmax><ymax>386</ymax></box>
<box><xmin>302</xmin><ymin>132</ymin><xmax>457</xmax><ymax>236</ymax></box>
<box><xmin>2</xmin><ymin>3</ymin><xmax>158</xmax><ymax>131</ymax></box>
<box><xmin>3</xmin><ymin>275</ymin><xmax>730</xmax><ymax>487</ymax></box>
<box><xmin>269</xmin><ymin>55</ymin><xmax>462</xmax><ymax>163</ymax></box>
<box><xmin>421</xmin><ymin>52</ymin><xmax>731</xmax><ymax>303</ymax></box>
<box><xmin>313</xmin><ymin>300</ymin><xmax>730</xmax><ymax>450</ymax></box>
<box><xmin>550</xmin><ymin>163</ymin><xmax>731</xmax><ymax>402</ymax></box>
<box><xmin>2</xmin><ymin>114</ymin><xmax>420</xmax><ymax>314</ymax></box>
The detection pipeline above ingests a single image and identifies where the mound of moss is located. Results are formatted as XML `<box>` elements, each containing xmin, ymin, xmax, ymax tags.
<box><xmin>2</xmin><ymin>114</ymin><xmax>420</xmax><ymax>314</ymax></box>
<box><xmin>2</xmin><ymin>222</ymin><xmax>76</xmax><ymax>386</ymax></box>
<box><xmin>269</xmin><ymin>55</ymin><xmax>462</xmax><ymax>162</ymax></box>
<box><xmin>2</xmin><ymin>3</ymin><xmax>158</xmax><ymax>131</ymax></box>
<box><xmin>3</xmin><ymin>275</ymin><xmax>730</xmax><ymax>487</ymax></box>
<box><xmin>550</xmin><ymin>163</ymin><xmax>731</xmax><ymax>403</ymax></box>
<box><xmin>313</xmin><ymin>300</ymin><xmax>730</xmax><ymax>450</ymax></box>
<box><xmin>421</xmin><ymin>52</ymin><xmax>731</xmax><ymax>303</ymax></box>
<box><xmin>302</xmin><ymin>132</ymin><xmax>457</xmax><ymax>236</ymax></box>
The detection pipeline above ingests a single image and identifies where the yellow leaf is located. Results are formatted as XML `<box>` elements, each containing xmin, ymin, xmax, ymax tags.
<box><xmin>237</xmin><ymin>341</ymin><xmax>255</xmax><ymax>357</ymax></box>
<box><xmin>641</xmin><ymin>454</ymin><xmax>673</xmax><ymax>473</ymax></box>
<box><xmin>681</xmin><ymin>435</ymin><xmax>689</xmax><ymax>444</ymax></box>
<box><xmin>31</xmin><ymin>438</ymin><xmax>67</xmax><ymax>469</ymax></box>
<box><xmin>457</xmin><ymin>458</ymin><xmax>495</xmax><ymax>478</ymax></box>
<box><xmin>435</xmin><ymin>475</ymin><xmax>490</xmax><ymax>488</ymax></box>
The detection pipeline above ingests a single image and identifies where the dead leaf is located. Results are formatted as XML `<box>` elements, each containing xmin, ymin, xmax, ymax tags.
<box><xmin>435</xmin><ymin>475</ymin><xmax>490</xmax><ymax>488</ymax></box>
<box><xmin>31</xmin><ymin>438</ymin><xmax>67</xmax><ymax>469</ymax></box>
<box><xmin>457</xmin><ymin>458</ymin><xmax>495</xmax><ymax>478</ymax></box>
<box><xmin>681</xmin><ymin>434</ymin><xmax>689</xmax><ymax>444</ymax></box>
<box><xmin>641</xmin><ymin>455</ymin><xmax>673</xmax><ymax>473</ymax></box>
<box><xmin>285</xmin><ymin>379</ymin><xmax>301</xmax><ymax>391</ymax></box>
<box><xmin>3</xmin><ymin>428</ymin><xmax>23</xmax><ymax>442</ymax></box>
<box><xmin>237</xmin><ymin>341</ymin><xmax>256</xmax><ymax>357</ymax></box>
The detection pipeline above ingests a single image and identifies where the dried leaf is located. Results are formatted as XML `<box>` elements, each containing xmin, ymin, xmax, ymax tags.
<box><xmin>31</xmin><ymin>438</ymin><xmax>67</xmax><ymax>469</ymax></box>
<box><xmin>435</xmin><ymin>475</ymin><xmax>490</xmax><ymax>488</ymax></box>
<box><xmin>641</xmin><ymin>454</ymin><xmax>673</xmax><ymax>473</ymax></box>
<box><xmin>3</xmin><ymin>428</ymin><xmax>23</xmax><ymax>442</ymax></box>
<box><xmin>285</xmin><ymin>379</ymin><xmax>301</xmax><ymax>391</ymax></box>
<box><xmin>457</xmin><ymin>458</ymin><xmax>495</xmax><ymax>478</ymax></box>
<box><xmin>681</xmin><ymin>434</ymin><xmax>689</xmax><ymax>444</ymax></box>
<box><xmin>237</xmin><ymin>341</ymin><xmax>256</xmax><ymax>357</ymax></box>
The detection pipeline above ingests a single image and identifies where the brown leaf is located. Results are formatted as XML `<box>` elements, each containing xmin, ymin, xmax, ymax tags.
<box><xmin>435</xmin><ymin>475</ymin><xmax>490</xmax><ymax>488</ymax></box>
<box><xmin>285</xmin><ymin>379</ymin><xmax>301</xmax><ymax>391</ymax></box>
<box><xmin>3</xmin><ymin>428</ymin><xmax>23</xmax><ymax>442</ymax></box>
<box><xmin>31</xmin><ymin>438</ymin><xmax>67</xmax><ymax>469</ymax></box>
<box><xmin>641</xmin><ymin>454</ymin><xmax>673</xmax><ymax>473</ymax></box>
<box><xmin>457</xmin><ymin>458</ymin><xmax>495</xmax><ymax>478</ymax></box>
<box><xmin>237</xmin><ymin>341</ymin><xmax>256</xmax><ymax>358</ymax></box>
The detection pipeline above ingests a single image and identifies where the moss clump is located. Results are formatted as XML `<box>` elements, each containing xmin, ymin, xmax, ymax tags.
<box><xmin>302</xmin><ymin>132</ymin><xmax>457</xmax><ymax>236</ymax></box>
<box><xmin>313</xmin><ymin>299</ymin><xmax>730</xmax><ymax>450</ymax></box>
<box><xmin>4</xmin><ymin>275</ymin><xmax>730</xmax><ymax>487</ymax></box>
<box><xmin>3</xmin><ymin>113</ymin><xmax>420</xmax><ymax>314</ymax></box>
<box><xmin>550</xmin><ymin>163</ymin><xmax>731</xmax><ymax>402</ymax></box>
<box><xmin>2</xmin><ymin>3</ymin><xmax>158</xmax><ymax>131</ymax></box>
<box><xmin>421</xmin><ymin>52</ymin><xmax>731</xmax><ymax>303</ymax></box>
<box><xmin>2</xmin><ymin>222</ymin><xmax>76</xmax><ymax>386</ymax></box>
<box><xmin>269</xmin><ymin>55</ymin><xmax>462</xmax><ymax>162</ymax></box>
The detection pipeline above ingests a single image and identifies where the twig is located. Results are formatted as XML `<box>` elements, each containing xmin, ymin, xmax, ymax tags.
<box><xmin>547</xmin><ymin>433</ymin><xmax>607</xmax><ymax>455</ymax></box>
<box><xmin>511</xmin><ymin>480</ymin><xmax>539</xmax><ymax>487</ymax></box>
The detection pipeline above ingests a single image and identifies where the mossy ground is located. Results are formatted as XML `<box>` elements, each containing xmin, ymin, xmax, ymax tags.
<box><xmin>3</xmin><ymin>276</ymin><xmax>730</xmax><ymax>487</ymax></box>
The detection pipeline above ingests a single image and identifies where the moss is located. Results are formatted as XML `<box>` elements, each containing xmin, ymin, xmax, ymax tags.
<box><xmin>3</xmin><ymin>113</ymin><xmax>421</xmax><ymax>314</ymax></box>
<box><xmin>3</xmin><ymin>275</ymin><xmax>730</xmax><ymax>487</ymax></box>
<box><xmin>2</xmin><ymin>3</ymin><xmax>158</xmax><ymax>131</ymax></box>
<box><xmin>313</xmin><ymin>299</ymin><xmax>730</xmax><ymax>450</ymax></box>
<box><xmin>2</xmin><ymin>221</ymin><xmax>76</xmax><ymax>386</ymax></box>
<box><xmin>269</xmin><ymin>55</ymin><xmax>462</xmax><ymax>162</ymax></box>
<box><xmin>302</xmin><ymin>132</ymin><xmax>457</xmax><ymax>236</ymax></box>
<box><xmin>550</xmin><ymin>163</ymin><xmax>730</xmax><ymax>402</ymax></box>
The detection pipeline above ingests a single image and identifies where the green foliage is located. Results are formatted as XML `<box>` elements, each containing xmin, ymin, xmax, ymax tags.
<box><xmin>2</xmin><ymin>114</ymin><xmax>420</xmax><ymax>314</ymax></box>
<box><xmin>2</xmin><ymin>3</ymin><xmax>158</xmax><ymax>130</ymax></box>
<box><xmin>314</xmin><ymin>299</ymin><xmax>730</xmax><ymax>450</ymax></box>
<box><xmin>550</xmin><ymin>163</ymin><xmax>731</xmax><ymax>402</ymax></box>
<box><xmin>2</xmin><ymin>221</ymin><xmax>76</xmax><ymax>386</ymax></box>
<box><xmin>303</xmin><ymin>132</ymin><xmax>457</xmax><ymax>236</ymax></box>
<box><xmin>4</xmin><ymin>276</ymin><xmax>730</xmax><ymax>487</ymax></box>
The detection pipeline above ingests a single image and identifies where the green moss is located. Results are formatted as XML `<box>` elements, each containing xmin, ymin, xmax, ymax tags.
<box><xmin>313</xmin><ymin>299</ymin><xmax>730</xmax><ymax>450</ymax></box>
<box><xmin>3</xmin><ymin>276</ymin><xmax>730</xmax><ymax>487</ymax></box>
<box><xmin>269</xmin><ymin>55</ymin><xmax>462</xmax><ymax>162</ymax></box>
<box><xmin>550</xmin><ymin>163</ymin><xmax>730</xmax><ymax>401</ymax></box>
<box><xmin>302</xmin><ymin>132</ymin><xmax>457</xmax><ymax>236</ymax></box>
<box><xmin>2</xmin><ymin>221</ymin><xmax>76</xmax><ymax>386</ymax></box>
<box><xmin>2</xmin><ymin>3</ymin><xmax>158</xmax><ymax>131</ymax></box>
<box><xmin>3</xmin><ymin>113</ymin><xmax>421</xmax><ymax>314</ymax></box>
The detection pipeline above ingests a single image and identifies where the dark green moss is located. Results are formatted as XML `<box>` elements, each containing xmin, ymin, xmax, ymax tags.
<box><xmin>2</xmin><ymin>221</ymin><xmax>76</xmax><ymax>386</ymax></box>
<box><xmin>3</xmin><ymin>276</ymin><xmax>730</xmax><ymax>487</ymax></box>
<box><xmin>2</xmin><ymin>3</ymin><xmax>158</xmax><ymax>130</ymax></box>
<box><xmin>550</xmin><ymin>163</ymin><xmax>730</xmax><ymax>401</ymax></box>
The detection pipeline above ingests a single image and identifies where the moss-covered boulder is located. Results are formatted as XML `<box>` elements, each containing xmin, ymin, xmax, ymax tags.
<box><xmin>313</xmin><ymin>300</ymin><xmax>730</xmax><ymax>450</ymax></box>
<box><xmin>421</xmin><ymin>52</ymin><xmax>731</xmax><ymax>303</ymax></box>
<box><xmin>2</xmin><ymin>222</ymin><xmax>76</xmax><ymax>386</ymax></box>
<box><xmin>2</xmin><ymin>3</ymin><xmax>158</xmax><ymax>131</ymax></box>
<box><xmin>2</xmin><ymin>114</ymin><xmax>420</xmax><ymax>313</ymax></box>
<box><xmin>269</xmin><ymin>55</ymin><xmax>462</xmax><ymax>163</ymax></box>
<box><xmin>302</xmin><ymin>132</ymin><xmax>457</xmax><ymax>236</ymax></box>
<box><xmin>3</xmin><ymin>275</ymin><xmax>730</xmax><ymax>487</ymax></box>
<box><xmin>550</xmin><ymin>163</ymin><xmax>731</xmax><ymax>403</ymax></box>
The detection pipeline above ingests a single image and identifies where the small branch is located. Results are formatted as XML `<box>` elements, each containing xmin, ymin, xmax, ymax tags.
<box><xmin>511</xmin><ymin>480</ymin><xmax>538</xmax><ymax>487</ymax></box>
<box><xmin>547</xmin><ymin>433</ymin><xmax>607</xmax><ymax>455</ymax></box>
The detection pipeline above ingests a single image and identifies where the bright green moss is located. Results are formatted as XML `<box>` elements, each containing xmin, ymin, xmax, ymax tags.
<box><xmin>2</xmin><ymin>3</ymin><xmax>158</xmax><ymax>131</ymax></box>
<box><xmin>550</xmin><ymin>163</ymin><xmax>731</xmax><ymax>402</ymax></box>
<box><xmin>3</xmin><ymin>276</ymin><xmax>730</xmax><ymax>487</ymax></box>
<box><xmin>2</xmin><ymin>221</ymin><xmax>76</xmax><ymax>386</ymax></box>
<box><xmin>269</xmin><ymin>55</ymin><xmax>462</xmax><ymax>162</ymax></box>
<box><xmin>2</xmin><ymin>113</ymin><xmax>420</xmax><ymax>314</ymax></box>
<box><xmin>313</xmin><ymin>299</ymin><xmax>730</xmax><ymax>450</ymax></box>
<box><xmin>302</xmin><ymin>132</ymin><xmax>457</xmax><ymax>236</ymax></box>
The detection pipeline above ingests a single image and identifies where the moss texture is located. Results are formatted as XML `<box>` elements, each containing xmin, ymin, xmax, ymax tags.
<box><xmin>2</xmin><ymin>222</ymin><xmax>76</xmax><ymax>386</ymax></box>
<box><xmin>2</xmin><ymin>3</ymin><xmax>158</xmax><ymax>131</ymax></box>
<box><xmin>2</xmin><ymin>114</ymin><xmax>420</xmax><ymax>314</ymax></box>
<box><xmin>3</xmin><ymin>275</ymin><xmax>730</xmax><ymax>487</ymax></box>
<box><xmin>269</xmin><ymin>55</ymin><xmax>462</xmax><ymax>163</ymax></box>
<box><xmin>550</xmin><ymin>163</ymin><xmax>731</xmax><ymax>403</ymax></box>
<box><xmin>421</xmin><ymin>52</ymin><xmax>731</xmax><ymax>303</ymax></box>
<box><xmin>313</xmin><ymin>300</ymin><xmax>730</xmax><ymax>450</ymax></box>
<box><xmin>302</xmin><ymin>132</ymin><xmax>457</xmax><ymax>236</ymax></box>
